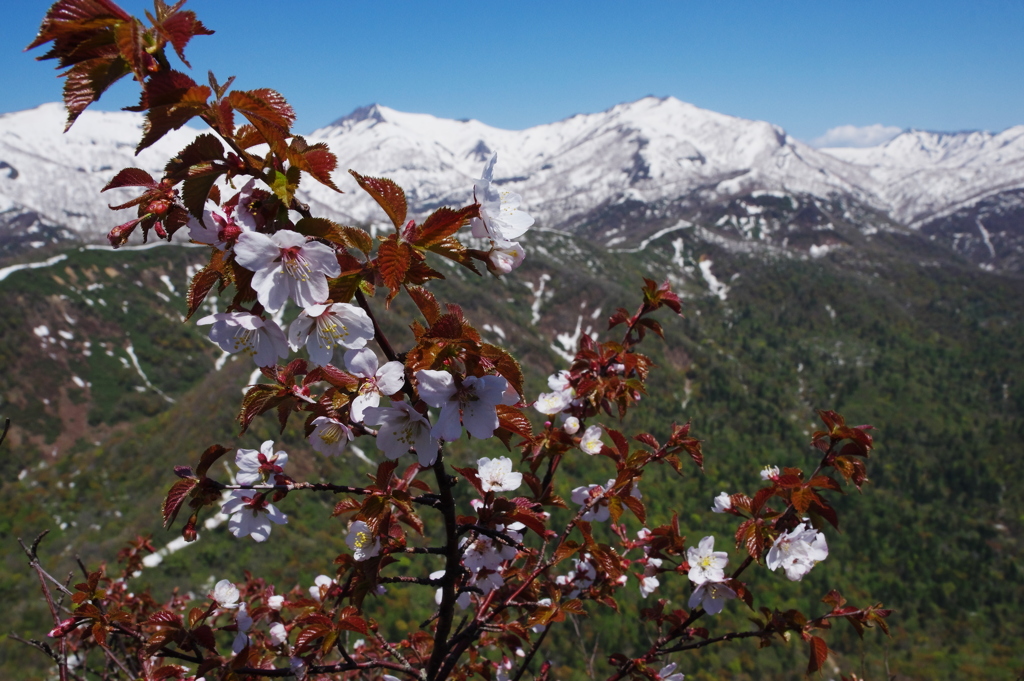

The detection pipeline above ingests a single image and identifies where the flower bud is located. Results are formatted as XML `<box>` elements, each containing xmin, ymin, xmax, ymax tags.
<box><xmin>48</xmin><ymin>617</ymin><xmax>80</xmax><ymax>638</ymax></box>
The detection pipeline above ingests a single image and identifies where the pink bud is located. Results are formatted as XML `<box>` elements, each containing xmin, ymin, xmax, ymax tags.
<box><xmin>48</xmin><ymin>617</ymin><xmax>79</xmax><ymax>638</ymax></box>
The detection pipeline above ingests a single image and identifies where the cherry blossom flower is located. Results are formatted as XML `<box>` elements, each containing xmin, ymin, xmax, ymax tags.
<box><xmin>289</xmin><ymin>656</ymin><xmax>307</xmax><ymax>680</ymax></box>
<box><xmin>534</xmin><ymin>390</ymin><xmax>572</xmax><ymax>415</ymax></box>
<box><xmin>363</xmin><ymin>401</ymin><xmax>438</xmax><ymax>466</ymax></box>
<box><xmin>416</xmin><ymin>370</ymin><xmax>511</xmax><ymax>441</ymax></box>
<box><xmin>188</xmin><ymin>204</ymin><xmax>251</xmax><ymax>251</ymax></box>
<box><xmin>197</xmin><ymin>312</ymin><xmax>288</xmax><ymax>368</ymax></box>
<box><xmin>221</xmin><ymin>490</ymin><xmax>287</xmax><ymax>542</ymax></box>
<box><xmin>562</xmin><ymin>416</ymin><xmax>581</xmax><ymax>434</ymax></box>
<box><xmin>470</xmin><ymin>154</ymin><xmax>534</xmax><ymax>242</ymax></box>
<box><xmin>571</xmin><ymin>479</ymin><xmax>641</xmax><ymax>522</ymax></box>
<box><xmin>308</xmin><ymin>416</ymin><xmax>353</xmax><ymax>457</ymax></box>
<box><xmin>760</xmin><ymin>465</ymin><xmax>780</xmax><ymax>481</ymax></box>
<box><xmin>267</xmin><ymin>594</ymin><xmax>284</xmax><ymax>611</ymax></box>
<box><xmin>347</xmin><ymin>520</ymin><xmax>381</xmax><ymax>561</ymax></box>
<box><xmin>766</xmin><ymin>523</ymin><xmax>829</xmax><ymax>581</ymax></box>
<box><xmin>712</xmin><ymin>492</ymin><xmax>732</xmax><ymax>513</ymax></box>
<box><xmin>430</xmin><ymin>570</ymin><xmax>472</xmax><ymax>609</ymax></box>
<box><xmin>234</xmin><ymin>440</ymin><xmax>287</xmax><ymax>485</ymax></box>
<box><xmin>639</xmin><ymin>557</ymin><xmax>662</xmax><ymax>598</ymax></box>
<box><xmin>288</xmin><ymin>303</ymin><xmax>374</xmax><ymax>367</ymax></box>
<box><xmin>556</xmin><ymin>554</ymin><xmax>597</xmax><ymax>597</ymax></box>
<box><xmin>487</xmin><ymin>239</ymin><xmax>526</xmax><ymax>274</ymax></box>
<box><xmin>548</xmin><ymin>370</ymin><xmax>572</xmax><ymax>393</ymax></box>
<box><xmin>345</xmin><ymin>348</ymin><xmax>405</xmax><ymax>422</ymax></box>
<box><xmin>233</xmin><ymin>178</ymin><xmax>264</xmax><ymax>231</ymax></box>
<box><xmin>232</xmin><ymin>603</ymin><xmax>252</xmax><ymax>654</ymax></box>
<box><xmin>688</xmin><ymin>580</ymin><xmax>736</xmax><ymax>615</ymax></box>
<box><xmin>268</xmin><ymin>622</ymin><xmax>288</xmax><ymax>646</ymax></box>
<box><xmin>309</xmin><ymin>575</ymin><xmax>335</xmax><ymax>602</ymax></box>
<box><xmin>234</xmin><ymin>229</ymin><xmax>341</xmax><ymax>312</ymax></box>
<box><xmin>658</xmin><ymin>662</ymin><xmax>685</xmax><ymax>681</ymax></box>
<box><xmin>212</xmin><ymin>579</ymin><xmax>240</xmax><ymax>608</ymax></box>
<box><xmin>687</xmin><ymin>536</ymin><xmax>729</xmax><ymax>584</ymax></box>
<box><xmin>477</xmin><ymin>456</ymin><xmax>523</xmax><ymax>493</ymax></box>
<box><xmin>579</xmin><ymin>425</ymin><xmax>604</xmax><ymax>455</ymax></box>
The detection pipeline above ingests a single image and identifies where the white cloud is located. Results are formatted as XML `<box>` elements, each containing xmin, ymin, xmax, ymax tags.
<box><xmin>810</xmin><ymin>124</ymin><xmax>903</xmax><ymax>148</ymax></box>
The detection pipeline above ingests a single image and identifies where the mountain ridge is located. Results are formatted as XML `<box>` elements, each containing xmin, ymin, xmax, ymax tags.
<box><xmin>2</xmin><ymin>97</ymin><xmax>1022</xmax><ymax>271</ymax></box>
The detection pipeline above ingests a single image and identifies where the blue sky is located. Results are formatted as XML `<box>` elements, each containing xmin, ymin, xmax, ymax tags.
<box><xmin>3</xmin><ymin>0</ymin><xmax>1022</xmax><ymax>145</ymax></box>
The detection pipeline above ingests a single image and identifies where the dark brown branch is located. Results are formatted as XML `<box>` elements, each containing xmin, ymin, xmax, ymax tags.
<box><xmin>0</xmin><ymin>418</ymin><xmax>10</xmax><ymax>448</ymax></box>
<box><xmin>425</xmin><ymin>450</ymin><xmax>460</xmax><ymax>681</ymax></box>
<box><xmin>510</xmin><ymin>621</ymin><xmax>551</xmax><ymax>681</ymax></box>
<box><xmin>457</xmin><ymin>524</ymin><xmax>526</xmax><ymax>551</ymax></box>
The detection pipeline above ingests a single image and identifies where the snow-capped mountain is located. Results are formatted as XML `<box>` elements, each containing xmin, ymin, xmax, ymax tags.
<box><xmin>1</xmin><ymin>97</ymin><xmax>1022</xmax><ymax>268</ymax></box>
<box><xmin>822</xmin><ymin>127</ymin><xmax>1024</xmax><ymax>226</ymax></box>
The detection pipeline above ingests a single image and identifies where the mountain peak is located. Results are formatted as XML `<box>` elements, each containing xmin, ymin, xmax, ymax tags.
<box><xmin>328</xmin><ymin>103</ymin><xmax>388</xmax><ymax>127</ymax></box>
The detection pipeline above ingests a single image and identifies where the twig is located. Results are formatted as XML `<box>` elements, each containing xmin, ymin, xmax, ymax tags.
<box><xmin>510</xmin><ymin>623</ymin><xmax>551</xmax><ymax>681</ymax></box>
<box><xmin>0</xmin><ymin>418</ymin><xmax>10</xmax><ymax>448</ymax></box>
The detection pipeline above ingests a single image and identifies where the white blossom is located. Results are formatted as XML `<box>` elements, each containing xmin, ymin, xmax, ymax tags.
<box><xmin>712</xmin><ymin>492</ymin><xmax>732</xmax><ymax>513</ymax></box>
<box><xmin>534</xmin><ymin>390</ymin><xmax>571</xmax><ymax>415</ymax></box>
<box><xmin>659</xmin><ymin>662</ymin><xmax>685</xmax><ymax>681</ymax></box>
<box><xmin>309</xmin><ymin>416</ymin><xmax>353</xmax><ymax>457</ymax></box>
<box><xmin>232</xmin><ymin>603</ymin><xmax>252</xmax><ymax>654</ymax></box>
<box><xmin>687</xmin><ymin>536</ymin><xmax>728</xmax><ymax>585</ymax></box>
<box><xmin>556</xmin><ymin>554</ymin><xmax>596</xmax><ymax>597</ymax></box>
<box><xmin>268</xmin><ymin>621</ymin><xmax>288</xmax><ymax>646</ymax></box>
<box><xmin>197</xmin><ymin>312</ymin><xmax>288</xmax><ymax>368</ymax></box>
<box><xmin>221</xmin><ymin>490</ymin><xmax>287</xmax><ymax>542</ymax></box>
<box><xmin>345</xmin><ymin>348</ymin><xmax>405</xmax><ymax>422</ymax></box>
<box><xmin>766</xmin><ymin>523</ymin><xmax>829</xmax><ymax>581</ymax></box>
<box><xmin>430</xmin><ymin>570</ymin><xmax>473</xmax><ymax>609</ymax></box>
<box><xmin>363</xmin><ymin>401</ymin><xmax>438</xmax><ymax>466</ymax></box>
<box><xmin>562</xmin><ymin>415</ymin><xmax>580</xmax><ymax>434</ymax></box>
<box><xmin>416</xmin><ymin>370</ymin><xmax>510</xmax><ymax>441</ymax></box>
<box><xmin>579</xmin><ymin>425</ymin><xmax>604</xmax><ymax>455</ymax></box>
<box><xmin>571</xmin><ymin>479</ymin><xmax>640</xmax><ymax>522</ymax></box>
<box><xmin>640</xmin><ymin>574</ymin><xmax>660</xmax><ymax>598</ymax></box>
<box><xmin>234</xmin><ymin>440</ymin><xmax>288</xmax><ymax>486</ymax></box>
<box><xmin>309</xmin><ymin>574</ymin><xmax>334</xmax><ymax>602</ymax></box>
<box><xmin>548</xmin><ymin>370</ymin><xmax>572</xmax><ymax>393</ymax></box>
<box><xmin>470</xmin><ymin>154</ymin><xmax>534</xmax><ymax>242</ymax></box>
<box><xmin>234</xmin><ymin>230</ymin><xmax>341</xmax><ymax>312</ymax></box>
<box><xmin>688</xmin><ymin>580</ymin><xmax>736</xmax><ymax>615</ymax></box>
<box><xmin>488</xmin><ymin>239</ymin><xmax>526</xmax><ymax>274</ymax></box>
<box><xmin>288</xmin><ymin>303</ymin><xmax>374</xmax><ymax>367</ymax></box>
<box><xmin>639</xmin><ymin>557</ymin><xmax>662</xmax><ymax>598</ymax></box>
<box><xmin>477</xmin><ymin>456</ymin><xmax>523</xmax><ymax>493</ymax></box>
<box><xmin>187</xmin><ymin>203</ymin><xmax>251</xmax><ymax>251</ymax></box>
<box><xmin>212</xmin><ymin>579</ymin><xmax>240</xmax><ymax>609</ymax></box>
<box><xmin>347</xmin><ymin>520</ymin><xmax>381</xmax><ymax>561</ymax></box>
<box><xmin>267</xmin><ymin>594</ymin><xmax>285</xmax><ymax>611</ymax></box>
<box><xmin>760</xmin><ymin>465</ymin><xmax>780</xmax><ymax>481</ymax></box>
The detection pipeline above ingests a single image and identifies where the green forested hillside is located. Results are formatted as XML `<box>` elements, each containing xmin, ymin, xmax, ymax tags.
<box><xmin>0</xmin><ymin>226</ymin><xmax>1021</xmax><ymax>680</ymax></box>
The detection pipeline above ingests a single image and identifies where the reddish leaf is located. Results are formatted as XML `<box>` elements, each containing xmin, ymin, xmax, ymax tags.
<box><xmin>481</xmin><ymin>344</ymin><xmax>525</xmax><ymax>398</ymax></box>
<box><xmin>411</xmin><ymin>205</ymin><xmax>478</xmax><ymax>246</ymax></box>
<box><xmin>290</xmin><ymin>136</ymin><xmax>340</xmax><ymax>192</ymax></box>
<box><xmin>102</xmin><ymin>167</ymin><xmax>156</xmax><ymax>191</ymax></box>
<box><xmin>113</xmin><ymin>17</ymin><xmax>148</xmax><ymax>82</ymax></box>
<box><xmin>61</xmin><ymin>57</ymin><xmax>131</xmax><ymax>130</ymax></box>
<box><xmin>376</xmin><ymin>236</ymin><xmax>412</xmax><ymax>305</ymax></box>
<box><xmin>807</xmin><ymin>635</ymin><xmax>829</xmax><ymax>674</ymax></box>
<box><xmin>497</xmin><ymin>405</ymin><xmax>533</xmax><ymax>440</ymax></box>
<box><xmin>153</xmin><ymin>6</ymin><xmax>213</xmax><ymax>67</ymax></box>
<box><xmin>162</xmin><ymin>478</ymin><xmax>197</xmax><ymax>528</ymax></box>
<box><xmin>405</xmin><ymin>285</ymin><xmax>441</xmax><ymax>325</ymax></box>
<box><xmin>195</xmin><ymin>444</ymin><xmax>229</xmax><ymax>478</ymax></box>
<box><xmin>349</xmin><ymin>171</ymin><xmax>407</xmax><ymax>229</ymax></box>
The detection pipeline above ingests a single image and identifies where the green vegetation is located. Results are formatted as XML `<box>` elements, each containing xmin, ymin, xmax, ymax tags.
<box><xmin>0</xmin><ymin>230</ymin><xmax>1021</xmax><ymax>679</ymax></box>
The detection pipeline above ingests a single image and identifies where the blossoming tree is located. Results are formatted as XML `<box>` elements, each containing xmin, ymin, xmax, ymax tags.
<box><xmin>16</xmin><ymin>2</ymin><xmax>891</xmax><ymax>680</ymax></box>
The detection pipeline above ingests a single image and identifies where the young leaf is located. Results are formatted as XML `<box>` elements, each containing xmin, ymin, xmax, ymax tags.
<box><xmin>349</xmin><ymin>171</ymin><xmax>407</xmax><ymax>229</ymax></box>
